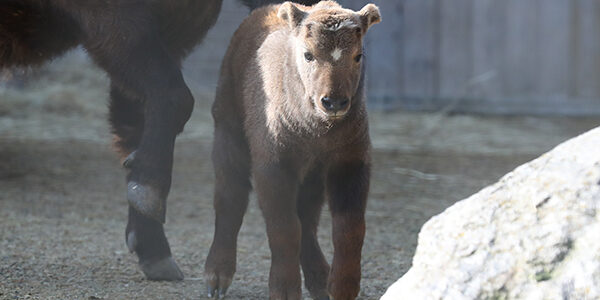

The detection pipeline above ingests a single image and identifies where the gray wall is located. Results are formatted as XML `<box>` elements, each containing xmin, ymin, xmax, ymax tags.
<box><xmin>184</xmin><ymin>0</ymin><xmax>600</xmax><ymax>115</ymax></box>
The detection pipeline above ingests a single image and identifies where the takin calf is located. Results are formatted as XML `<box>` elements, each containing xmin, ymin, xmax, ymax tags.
<box><xmin>0</xmin><ymin>0</ymin><xmax>319</xmax><ymax>282</ymax></box>
<box><xmin>205</xmin><ymin>1</ymin><xmax>380</xmax><ymax>299</ymax></box>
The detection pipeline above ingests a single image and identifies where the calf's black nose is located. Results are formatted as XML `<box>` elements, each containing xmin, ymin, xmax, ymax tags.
<box><xmin>321</xmin><ymin>97</ymin><xmax>349</xmax><ymax>113</ymax></box>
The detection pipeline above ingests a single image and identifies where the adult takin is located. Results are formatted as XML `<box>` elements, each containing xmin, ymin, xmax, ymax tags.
<box><xmin>205</xmin><ymin>1</ymin><xmax>381</xmax><ymax>299</ymax></box>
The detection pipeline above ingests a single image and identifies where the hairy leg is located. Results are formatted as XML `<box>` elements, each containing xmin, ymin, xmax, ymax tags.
<box><xmin>205</xmin><ymin>124</ymin><xmax>251</xmax><ymax>298</ymax></box>
<box><xmin>85</xmin><ymin>5</ymin><xmax>194</xmax><ymax>280</ymax></box>
<box><xmin>109</xmin><ymin>85</ymin><xmax>183</xmax><ymax>280</ymax></box>
<box><xmin>255</xmin><ymin>163</ymin><xmax>302</xmax><ymax>300</ymax></box>
<box><xmin>326</xmin><ymin>161</ymin><xmax>370</xmax><ymax>299</ymax></box>
<box><xmin>297</xmin><ymin>166</ymin><xmax>330</xmax><ymax>300</ymax></box>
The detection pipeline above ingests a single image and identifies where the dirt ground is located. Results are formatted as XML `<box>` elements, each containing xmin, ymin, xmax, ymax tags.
<box><xmin>1</xmin><ymin>53</ymin><xmax>598</xmax><ymax>300</ymax></box>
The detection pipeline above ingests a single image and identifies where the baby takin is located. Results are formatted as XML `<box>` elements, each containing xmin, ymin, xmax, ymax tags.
<box><xmin>205</xmin><ymin>1</ymin><xmax>381</xmax><ymax>299</ymax></box>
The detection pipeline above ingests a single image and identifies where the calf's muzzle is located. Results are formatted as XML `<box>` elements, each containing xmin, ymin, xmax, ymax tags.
<box><xmin>320</xmin><ymin>96</ymin><xmax>349</xmax><ymax>114</ymax></box>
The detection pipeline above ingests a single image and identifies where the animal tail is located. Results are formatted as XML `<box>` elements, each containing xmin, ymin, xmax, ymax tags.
<box><xmin>0</xmin><ymin>1</ymin><xmax>81</xmax><ymax>68</ymax></box>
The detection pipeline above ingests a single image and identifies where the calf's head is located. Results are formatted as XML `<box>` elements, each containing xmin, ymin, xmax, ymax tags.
<box><xmin>278</xmin><ymin>1</ymin><xmax>381</xmax><ymax>120</ymax></box>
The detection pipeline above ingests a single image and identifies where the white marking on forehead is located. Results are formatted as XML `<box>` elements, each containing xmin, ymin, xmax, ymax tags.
<box><xmin>324</xmin><ymin>19</ymin><xmax>358</xmax><ymax>31</ymax></box>
<box><xmin>331</xmin><ymin>48</ymin><xmax>342</xmax><ymax>61</ymax></box>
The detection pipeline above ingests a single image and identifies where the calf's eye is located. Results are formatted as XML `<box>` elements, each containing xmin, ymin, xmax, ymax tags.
<box><xmin>304</xmin><ymin>52</ymin><xmax>314</xmax><ymax>62</ymax></box>
<box><xmin>354</xmin><ymin>54</ymin><xmax>363</xmax><ymax>63</ymax></box>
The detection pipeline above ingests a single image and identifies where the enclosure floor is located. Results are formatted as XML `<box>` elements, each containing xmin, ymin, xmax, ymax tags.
<box><xmin>1</xmin><ymin>59</ymin><xmax>598</xmax><ymax>299</ymax></box>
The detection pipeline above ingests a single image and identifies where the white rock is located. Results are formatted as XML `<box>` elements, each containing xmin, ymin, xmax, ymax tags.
<box><xmin>382</xmin><ymin>127</ymin><xmax>600</xmax><ymax>300</ymax></box>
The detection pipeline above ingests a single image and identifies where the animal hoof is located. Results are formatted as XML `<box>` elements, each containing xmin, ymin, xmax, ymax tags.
<box><xmin>207</xmin><ymin>285</ymin><xmax>229</xmax><ymax>299</ymax></box>
<box><xmin>206</xmin><ymin>286</ymin><xmax>229</xmax><ymax>299</ymax></box>
<box><xmin>123</xmin><ymin>150</ymin><xmax>137</xmax><ymax>168</ymax></box>
<box><xmin>140</xmin><ymin>256</ymin><xmax>184</xmax><ymax>281</ymax></box>
<box><xmin>206</xmin><ymin>273</ymin><xmax>233</xmax><ymax>298</ymax></box>
<box><xmin>127</xmin><ymin>181</ymin><xmax>165</xmax><ymax>223</ymax></box>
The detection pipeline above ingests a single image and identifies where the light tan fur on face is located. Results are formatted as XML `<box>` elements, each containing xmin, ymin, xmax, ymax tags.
<box><xmin>217</xmin><ymin>1</ymin><xmax>380</xmax><ymax>143</ymax></box>
<box><xmin>287</xmin><ymin>5</ymin><xmax>373</xmax><ymax>120</ymax></box>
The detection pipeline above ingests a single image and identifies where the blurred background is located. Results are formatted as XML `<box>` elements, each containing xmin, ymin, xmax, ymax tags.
<box><xmin>190</xmin><ymin>0</ymin><xmax>600</xmax><ymax>115</ymax></box>
<box><xmin>1</xmin><ymin>1</ymin><xmax>599</xmax><ymax>299</ymax></box>
<box><xmin>4</xmin><ymin>0</ymin><xmax>600</xmax><ymax>115</ymax></box>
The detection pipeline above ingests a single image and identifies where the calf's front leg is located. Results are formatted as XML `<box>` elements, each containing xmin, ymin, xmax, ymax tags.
<box><xmin>326</xmin><ymin>160</ymin><xmax>370</xmax><ymax>300</ymax></box>
<box><xmin>297</xmin><ymin>166</ymin><xmax>330</xmax><ymax>300</ymax></box>
<box><xmin>254</xmin><ymin>164</ymin><xmax>302</xmax><ymax>300</ymax></box>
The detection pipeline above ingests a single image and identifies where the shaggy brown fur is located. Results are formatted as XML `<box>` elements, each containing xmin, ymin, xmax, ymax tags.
<box><xmin>0</xmin><ymin>0</ymin><xmax>319</xmax><ymax>282</ymax></box>
<box><xmin>205</xmin><ymin>1</ymin><xmax>381</xmax><ymax>299</ymax></box>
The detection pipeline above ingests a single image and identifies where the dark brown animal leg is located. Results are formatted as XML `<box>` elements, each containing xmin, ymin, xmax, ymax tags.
<box><xmin>108</xmin><ymin>85</ymin><xmax>182</xmax><ymax>280</ymax></box>
<box><xmin>109</xmin><ymin>85</ymin><xmax>144</xmax><ymax>158</ymax></box>
<box><xmin>84</xmin><ymin>9</ymin><xmax>194</xmax><ymax>280</ymax></box>
<box><xmin>205</xmin><ymin>125</ymin><xmax>251</xmax><ymax>298</ymax></box>
<box><xmin>326</xmin><ymin>161</ymin><xmax>370</xmax><ymax>300</ymax></box>
<box><xmin>297</xmin><ymin>166</ymin><xmax>330</xmax><ymax>300</ymax></box>
<box><xmin>255</xmin><ymin>164</ymin><xmax>302</xmax><ymax>300</ymax></box>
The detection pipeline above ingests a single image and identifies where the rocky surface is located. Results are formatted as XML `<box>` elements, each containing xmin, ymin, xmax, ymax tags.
<box><xmin>382</xmin><ymin>127</ymin><xmax>600</xmax><ymax>299</ymax></box>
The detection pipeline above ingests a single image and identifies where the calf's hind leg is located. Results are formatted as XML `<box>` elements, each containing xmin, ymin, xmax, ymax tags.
<box><xmin>205</xmin><ymin>124</ymin><xmax>251</xmax><ymax>298</ymax></box>
<box><xmin>297</xmin><ymin>166</ymin><xmax>330</xmax><ymax>300</ymax></box>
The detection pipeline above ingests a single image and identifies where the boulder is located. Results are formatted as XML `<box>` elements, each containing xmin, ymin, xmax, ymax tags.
<box><xmin>382</xmin><ymin>127</ymin><xmax>600</xmax><ymax>299</ymax></box>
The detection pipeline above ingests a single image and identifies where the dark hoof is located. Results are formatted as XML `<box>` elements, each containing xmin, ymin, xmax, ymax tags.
<box><xmin>140</xmin><ymin>256</ymin><xmax>184</xmax><ymax>281</ymax></box>
<box><xmin>126</xmin><ymin>209</ymin><xmax>179</xmax><ymax>281</ymax></box>
<box><xmin>123</xmin><ymin>150</ymin><xmax>137</xmax><ymax>168</ymax></box>
<box><xmin>127</xmin><ymin>181</ymin><xmax>165</xmax><ymax>223</ymax></box>
<box><xmin>206</xmin><ymin>273</ymin><xmax>232</xmax><ymax>298</ymax></box>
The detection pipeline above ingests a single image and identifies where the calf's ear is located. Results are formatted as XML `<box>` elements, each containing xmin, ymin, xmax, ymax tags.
<box><xmin>358</xmin><ymin>3</ymin><xmax>381</xmax><ymax>32</ymax></box>
<box><xmin>278</xmin><ymin>2</ymin><xmax>306</xmax><ymax>28</ymax></box>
